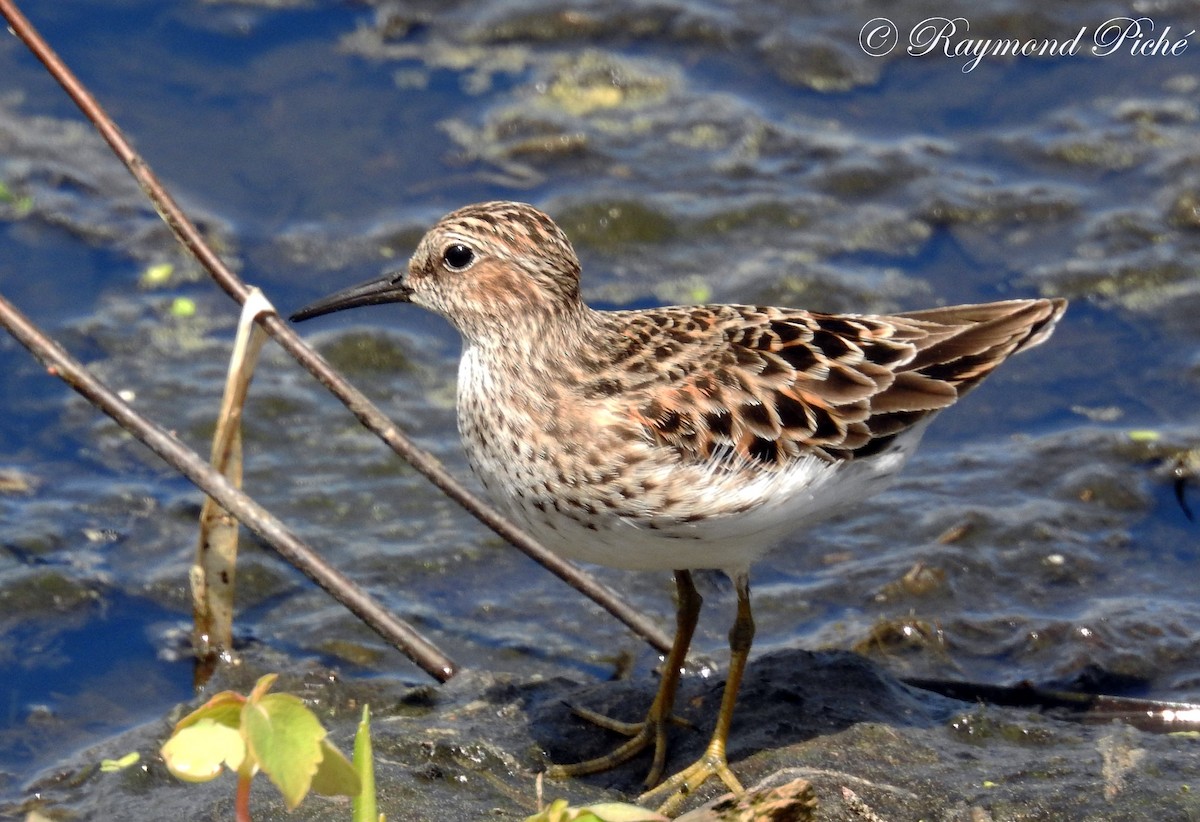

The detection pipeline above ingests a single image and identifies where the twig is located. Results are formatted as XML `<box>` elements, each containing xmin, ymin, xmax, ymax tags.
<box><xmin>753</xmin><ymin>768</ymin><xmax>918</xmax><ymax>801</ymax></box>
<box><xmin>903</xmin><ymin>676</ymin><xmax>1200</xmax><ymax>734</ymax></box>
<box><xmin>193</xmin><ymin>289</ymin><xmax>273</xmax><ymax>676</ymax></box>
<box><xmin>0</xmin><ymin>0</ymin><xmax>673</xmax><ymax>657</ymax></box>
<box><xmin>0</xmin><ymin>291</ymin><xmax>458</xmax><ymax>682</ymax></box>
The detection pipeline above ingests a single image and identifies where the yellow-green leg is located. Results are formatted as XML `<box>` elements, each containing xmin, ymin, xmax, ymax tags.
<box><xmin>547</xmin><ymin>570</ymin><xmax>702</xmax><ymax>787</ymax></box>
<box><xmin>640</xmin><ymin>571</ymin><xmax>754</xmax><ymax>816</ymax></box>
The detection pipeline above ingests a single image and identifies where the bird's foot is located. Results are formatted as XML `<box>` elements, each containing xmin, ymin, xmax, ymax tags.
<box><xmin>546</xmin><ymin>703</ymin><xmax>692</xmax><ymax>787</ymax></box>
<box><xmin>638</xmin><ymin>738</ymin><xmax>743</xmax><ymax>817</ymax></box>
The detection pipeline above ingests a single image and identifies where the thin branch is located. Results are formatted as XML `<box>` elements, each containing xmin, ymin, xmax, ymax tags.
<box><xmin>0</xmin><ymin>0</ymin><xmax>673</xmax><ymax>656</ymax></box>
<box><xmin>0</xmin><ymin>291</ymin><xmax>458</xmax><ymax>682</ymax></box>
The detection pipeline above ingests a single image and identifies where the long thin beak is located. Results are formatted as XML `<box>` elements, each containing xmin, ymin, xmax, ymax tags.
<box><xmin>289</xmin><ymin>272</ymin><xmax>412</xmax><ymax>322</ymax></box>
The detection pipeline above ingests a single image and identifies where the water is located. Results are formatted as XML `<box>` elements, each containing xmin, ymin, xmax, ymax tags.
<box><xmin>1</xmin><ymin>0</ymin><xmax>1198</xmax><ymax>815</ymax></box>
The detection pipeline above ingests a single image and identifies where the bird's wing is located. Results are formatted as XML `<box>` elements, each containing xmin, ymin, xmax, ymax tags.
<box><xmin>600</xmin><ymin>298</ymin><xmax>1066</xmax><ymax>467</ymax></box>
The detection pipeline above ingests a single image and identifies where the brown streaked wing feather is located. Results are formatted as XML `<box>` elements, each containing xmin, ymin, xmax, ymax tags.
<box><xmin>605</xmin><ymin>298</ymin><xmax>1066</xmax><ymax>470</ymax></box>
<box><xmin>606</xmin><ymin>305</ymin><xmax>921</xmax><ymax>466</ymax></box>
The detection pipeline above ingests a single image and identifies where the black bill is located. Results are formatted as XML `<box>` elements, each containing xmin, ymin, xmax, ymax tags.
<box><xmin>289</xmin><ymin>272</ymin><xmax>411</xmax><ymax>322</ymax></box>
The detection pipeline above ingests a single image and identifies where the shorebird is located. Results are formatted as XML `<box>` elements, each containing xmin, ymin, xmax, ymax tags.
<box><xmin>292</xmin><ymin>200</ymin><xmax>1067</xmax><ymax>814</ymax></box>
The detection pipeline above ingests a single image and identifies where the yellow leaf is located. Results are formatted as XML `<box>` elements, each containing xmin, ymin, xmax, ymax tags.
<box><xmin>161</xmin><ymin>718</ymin><xmax>245</xmax><ymax>783</ymax></box>
<box><xmin>100</xmin><ymin>751</ymin><xmax>141</xmax><ymax>772</ymax></box>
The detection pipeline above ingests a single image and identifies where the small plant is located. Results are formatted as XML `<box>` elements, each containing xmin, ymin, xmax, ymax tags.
<box><xmin>524</xmin><ymin>798</ymin><xmax>667</xmax><ymax>822</ymax></box>
<box><xmin>161</xmin><ymin>673</ymin><xmax>362</xmax><ymax>821</ymax></box>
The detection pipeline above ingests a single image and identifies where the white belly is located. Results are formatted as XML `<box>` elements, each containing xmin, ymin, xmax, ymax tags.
<box><xmin>502</xmin><ymin>432</ymin><xmax>922</xmax><ymax>572</ymax></box>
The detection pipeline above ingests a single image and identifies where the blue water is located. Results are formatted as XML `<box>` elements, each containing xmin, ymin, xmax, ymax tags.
<box><xmin>1</xmin><ymin>593</ymin><xmax>193</xmax><ymax>778</ymax></box>
<box><xmin>2</xmin><ymin>0</ymin><xmax>1198</xmax><ymax>808</ymax></box>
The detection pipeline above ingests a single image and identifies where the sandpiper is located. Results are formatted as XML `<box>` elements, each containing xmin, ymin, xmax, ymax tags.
<box><xmin>292</xmin><ymin>201</ymin><xmax>1067</xmax><ymax>814</ymax></box>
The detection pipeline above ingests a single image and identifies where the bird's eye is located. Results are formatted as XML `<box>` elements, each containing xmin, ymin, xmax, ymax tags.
<box><xmin>442</xmin><ymin>244</ymin><xmax>475</xmax><ymax>271</ymax></box>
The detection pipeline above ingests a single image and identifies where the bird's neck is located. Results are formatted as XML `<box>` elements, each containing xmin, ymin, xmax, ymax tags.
<box><xmin>465</xmin><ymin>298</ymin><xmax>597</xmax><ymax>364</ymax></box>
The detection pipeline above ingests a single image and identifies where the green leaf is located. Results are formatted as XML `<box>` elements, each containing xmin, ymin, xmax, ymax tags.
<box><xmin>174</xmin><ymin>690</ymin><xmax>246</xmax><ymax>733</ymax></box>
<box><xmin>248</xmin><ymin>672</ymin><xmax>279</xmax><ymax>702</ymax></box>
<box><xmin>525</xmin><ymin>799</ymin><xmax>570</xmax><ymax>822</ymax></box>
<box><xmin>161</xmin><ymin>718</ymin><xmax>246</xmax><ymax>783</ymax></box>
<box><xmin>580</xmin><ymin>803</ymin><xmax>669</xmax><ymax>821</ymax></box>
<box><xmin>351</xmin><ymin>705</ymin><xmax>376</xmax><ymax>822</ymax></box>
<box><xmin>170</xmin><ymin>296</ymin><xmax>197</xmax><ymax>318</ymax></box>
<box><xmin>140</xmin><ymin>262</ymin><xmax>175</xmax><ymax>287</ymax></box>
<box><xmin>525</xmin><ymin>801</ymin><xmax>667</xmax><ymax>822</ymax></box>
<box><xmin>311</xmin><ymin>738</ymin><xmax>360</xmax><ymax>798</ymax></box>
<box><xmin>241</xmin><ymin>692</ymin><xmax>326</xmax><ymax>810</ymax></box>
<box><xmin>0</xmin><ymin>183</ymin><xmax>33</xmax><ymax>217</ymax></box>
<box><xmin>100</xmin><ymin>751</ymin><xmax>141</xmax><ymax>772</ymax></box>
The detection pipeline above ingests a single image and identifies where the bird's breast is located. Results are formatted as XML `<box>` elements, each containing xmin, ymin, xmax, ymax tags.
<box><xmin>452</xmin><ymin>346</ymin><xmax>927</xmax><ymax>571</ymax></box>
